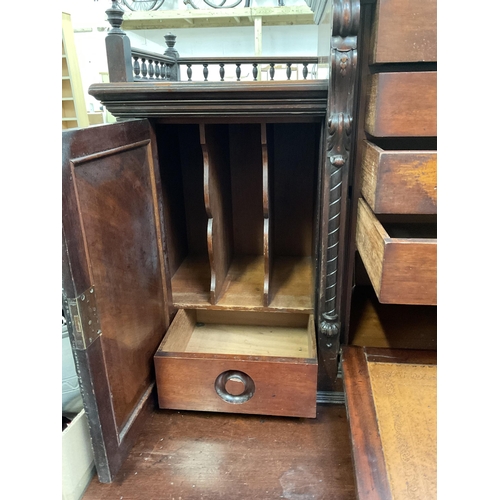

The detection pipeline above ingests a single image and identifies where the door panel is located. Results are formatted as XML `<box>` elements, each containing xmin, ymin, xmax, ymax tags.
<box><xmin>62</xmin><ymin>119</ymin><xmax>170</xmax><ymax>482</ymax></box>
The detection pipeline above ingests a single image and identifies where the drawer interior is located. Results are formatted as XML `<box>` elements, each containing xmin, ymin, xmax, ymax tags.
<box><xmin>356</xmin><ymin>199</ymin><xmax>437</xmax><ymax>305</ymax></box>
<box><xmin>158</xmin><ymin>309</ymin><xmax>316</xmax><ymax>360</ymax></box>
<box><xmin>382</xmin><ymin>222</ymin><xmax>437</xmax><ymax>240</ymax></box>
<box><xmin>376</xmin><ymin>213</ymin><xmax>437</xmax><ymax>240</ymax></box>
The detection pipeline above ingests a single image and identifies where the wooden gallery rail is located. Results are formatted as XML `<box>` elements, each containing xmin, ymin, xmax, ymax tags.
<box><xmin>177</xmin><ymin>57</ymin><xmax>319</xmax><ymax>82</ymax></box>
<box><xmin>105</xmin><ymin>0</ymin><xmax>318</xmax><ymax>83</ymax></box>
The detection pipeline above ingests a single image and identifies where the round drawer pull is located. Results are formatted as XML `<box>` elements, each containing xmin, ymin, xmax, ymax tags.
<box><xmin>214</xmin><ymin>370</ymin><xmax>255</xmax><ymax>404</ymax></box>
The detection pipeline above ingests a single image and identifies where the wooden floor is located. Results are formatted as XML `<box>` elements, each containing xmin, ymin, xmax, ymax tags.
<box><xmin>82</xmin><ymin>404</ymin><xmax>356</xmax><ymax>500</ymax></box>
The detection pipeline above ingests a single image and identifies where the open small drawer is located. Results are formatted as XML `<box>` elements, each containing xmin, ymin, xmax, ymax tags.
<box><xmin>154</xmin><ymin>309</ymin><xmax>317</xmax><ymax>418</ymax></box>
<box><xmin>356</xmin><ymin>198</ymin><xmax>437</xmax><ymax>306</ymax></box>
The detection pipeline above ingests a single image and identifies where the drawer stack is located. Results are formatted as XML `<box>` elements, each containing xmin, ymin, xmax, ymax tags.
<box><xmin>344</xmin><ymin>3</ymin><xmax>438</xmax><ymax>494</ymax></box>
<box><xmin>355</xmin><ymin>0</ymin><xmax>437</xmax><ymax>307</ymax></box>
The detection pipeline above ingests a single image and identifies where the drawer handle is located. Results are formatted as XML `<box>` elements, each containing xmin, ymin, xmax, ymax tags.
<box><xmin>214</xmin><ymin>370</ymin><xmax>255</xmax><ymax>404</ymax></box>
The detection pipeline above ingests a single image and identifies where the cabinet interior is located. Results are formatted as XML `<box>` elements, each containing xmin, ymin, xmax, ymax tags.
<box><xmin>156</xmin><ymin>121</ymin><xmax>320</xmax><ymax>314</ymax></box>
<box><xmin>349</xmin><ymin>255</ymin><xmax>437</xmax><ymax>349</ymax></box>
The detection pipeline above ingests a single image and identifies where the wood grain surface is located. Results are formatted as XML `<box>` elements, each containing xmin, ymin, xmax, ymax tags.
<box><xmin>263</xmin><ymin>123</ymin><xmax>272</xmax><ymax>306</ymax></box>
<box><xmin>349</xmin><ymin>286</ymin><xmax>437</xmax><ymax>350</ymax></box>
<box><xmin>228</xmin><ymin>124</ymin><xmax>264</xmax><ymax>255</ymax></box>
<box><xmin>364</xmin><ymin>347</ymin><xmax>437</xmax><ymax>365</ymax></box>
<box><xmin>155</xmin><ymin>124</ymin><xmax>205</xmax><ymax>277</ymax></box>
<box><xmin>70</xmin><ymin>131</ymin><xmax>166</xmax><ymax>433</ymax></box>
<box><xmin>343</xmin><ymin>346</ymin><xmax>437</xmax><ymax>500</ymax></box>
<box><xmin>365</xmin><ymin>72</ymin><xmax>437</xmax><ymax>137</ymax></box>
<box><xmin>155</xmin><ymin>312</ymin><xmax>317</xmax><ymax>417</ymax></box>
<box><xmin>154</xmin><ymin>355</ymin><xmax>317</xmax><ymax>418</ymax></box>
<box><xmin>381</xmin><ymin>240</ymin><xmax>437</xmax><ymax>305</ymax></box>
<box><xmin>215</xmin><ymin>255</ymin><xmax>265</xmax><ymax>309</ymax></box>
<box><xmin>367</xmin><ymin>362</ymin><xmax>437</xmax><ymax>500</ymax></box>
<box><xmin>171</xmin><ymin>255</ymin><xmax>313</xmax><ymax>313</ymax></box>
<box><xmin>268</xmin><ymin>256</ymin><xmax>314</xmax><ymax>312</ymax></box>
<box><xmin>202</xmin><ymin>124</ymin><xmax>233</xmax><ymax>304</ymax></box>
<box><xmin>271</xmin><ymin>122</ymin><xmax>318</xmax><ymax>257</ymax></box>
<box><xmin>63</xmin><ymin>120</ymin><xmax>169</xmax><ymax>482</ymax></box>
<box><xmin>88</xmin><ymin>80</ymin><xmax>328</xmax><ymax>120</ymax></box>
<box><xmin>171</xmin><ymin>321</ymin><xmax>312</xmax><ymax>358</ymax></box>
<box><xmin>360</xmin><ymin>140</ymin><xmax>437</xmax><ymax>214</ymax></box>
<box><xmin>342</xmin><ymin>346</ymin><xmax>392</xmax><ymax>500</ymax></box>
<box><xmin>171</xmin><ymin>255</ymin><xmax>211</xmax><ymax>307</ymax></box>
<box><xmin>371</xmin><ymin>0</ymin><xmax>437</xmax><ymax>63</ymax></box>
<box><xmin>81</xmin><ymin>405</ymin><xmax>356</xmax><ymax>500</ymax></box>
<box><xmin>356</xmin><ymin>199</ymin><xmax>437</xmax><ymax>305</ymax></box>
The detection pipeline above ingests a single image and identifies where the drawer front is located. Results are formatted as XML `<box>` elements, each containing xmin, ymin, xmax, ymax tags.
<box><xmin>365</xmin><ymin>72</ymin><xmax>437</xmax><ymax>137</ymax></box>
<box><xmin>371</xmin><ymin>0</ymin><xmax>437</xmax><ymax>64</ymax></box>
<box><xmin>154</xmin><ymin>310</ymin><xmax>317</xmax><ymax>418</ymax></box>
<box><xmin>154</xmin><ymin>355</ymin><xmax>317</xmax><ymax>418</ymax></box>
<box><xmin>360</xmin><ymin>140</ymin><xmax>437</xmax><ymax>214</ymax></box>
<box><xmin>356</xmin><ymin>199</ymin><xmax>437</xmax><ymax>305</ymax></box>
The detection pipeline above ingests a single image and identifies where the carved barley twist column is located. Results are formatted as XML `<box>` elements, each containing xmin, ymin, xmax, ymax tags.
<box><xmin>319</xmin><ymin>0</ymin><xmax>360</xmax><ymax>361</ymax></box>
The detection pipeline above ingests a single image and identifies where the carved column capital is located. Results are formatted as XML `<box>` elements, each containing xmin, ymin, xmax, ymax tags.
<box><xmin>320</xmin><ymin>314</ymin><xmax>340</xmax><ymax>338</ymax></box>
<box><xmin>332</xmin><ymin>0</ymin><xmax>360</xmax><ymax>38</ymax></box>
<box><xmin>327</xmin><ymin>111</ymin><xmax>353</xmax><ymax>169</ymax></box>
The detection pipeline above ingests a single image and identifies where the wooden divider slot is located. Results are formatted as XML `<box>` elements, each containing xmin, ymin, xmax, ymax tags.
<box><xmin>201</xmin><ymin>124</ymin><xmax>233</xmax><ymax>305</ymax></box>
<box><xmin>266</xmin><ymin>123</ymin><xmax>318</xmax><ymax>312</ymax></box>
<box><xmin>263</xmin><ymin>123</ymin><xmax>272</xmax><ymax>307</ymax></box>
<box><xmin>195</xmin><ymin>123</ymin><xmax>268</xmax><ymax>309</ymax></box>
<box><xmin>158</xmin><ymin>122</ymin><xmax>318</xmax><ymax>313</ymax></box>
<box><xmin>156</xmin><ymin>124</ymin><xmax>211</xmax><ymax>307</ymax></box>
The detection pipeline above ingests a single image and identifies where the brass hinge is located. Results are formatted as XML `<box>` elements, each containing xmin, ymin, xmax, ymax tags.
<box><xmin>66</xmin><ymin>286</ymin><xmax>102</xmax><ymax>350</ymax></box>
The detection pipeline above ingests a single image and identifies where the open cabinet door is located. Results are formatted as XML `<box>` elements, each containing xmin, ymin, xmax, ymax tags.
<box><xmin>62</xmin><ymin>119</ymin><xmax>171</xmax><ymax>483</ymax></box>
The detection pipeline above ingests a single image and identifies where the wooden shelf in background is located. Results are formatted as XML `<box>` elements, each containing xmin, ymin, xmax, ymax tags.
<box><xmin>62</xmin><ymin>12</ymin><xmax>89</xmax><ymax>129</ymax></box>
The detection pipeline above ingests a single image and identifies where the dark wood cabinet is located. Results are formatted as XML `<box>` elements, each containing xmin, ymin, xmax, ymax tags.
<box><xmin>63</xmin><ymin>108</ymin><xmax>332</xmax><ymax>482</ymax></box>
<box><xmin>63</xmin><ymin>0</ymin><xmax>437</xmax><ymax>492</ymax></box>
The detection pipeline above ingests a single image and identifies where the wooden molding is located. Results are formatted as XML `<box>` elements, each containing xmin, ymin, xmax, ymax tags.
<box><xmin>342</xmin><ymin>346</ymin><xmax>392</xmax><ymax>500</ymax></box>
<box><xmin>89</xmin><ymin>81</ymin><xmax>328</xmax><ymax>120</ymax></box>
